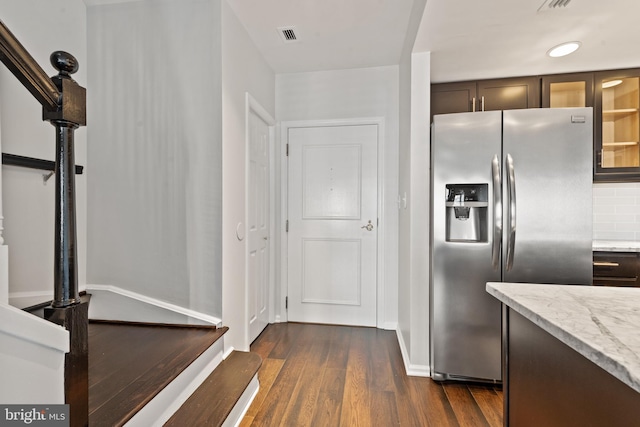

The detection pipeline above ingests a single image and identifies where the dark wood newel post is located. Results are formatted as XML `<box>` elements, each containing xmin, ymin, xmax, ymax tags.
<box><xmin>42</xmin><ymin>51</ymin><xmax>89</xmax><ymax>427</ymax></box>
<box><xmin>1</xmin><ymin>20</ymin><xmax>88</xmax><ymax>426</ymax></box>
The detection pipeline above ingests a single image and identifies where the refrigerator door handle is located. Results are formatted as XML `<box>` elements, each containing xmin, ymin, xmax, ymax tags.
<box><xmin>506</xmin><ymin>154</ymin><xmax>516</xmax><ymax>271</ymax></box>
<box><xmin>491</xmin><ymin>154</ymin><xmax>502</xmax><ymax>270</ymax></box>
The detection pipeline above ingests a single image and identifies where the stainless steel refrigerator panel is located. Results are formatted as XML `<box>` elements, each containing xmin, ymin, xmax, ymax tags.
<box><xmin>502</xmin><ymin>108</ymin><xmax>593</xmax><ymax>285</ymax></box>
<box><xmin>431</xmin><ymin>111</ymin><xmax>503</xmax><ymax>381</ymax></box>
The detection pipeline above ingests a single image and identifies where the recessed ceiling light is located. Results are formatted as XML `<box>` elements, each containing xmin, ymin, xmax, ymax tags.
<box><xmin>547</xmin><ymin>41</ymin><xmax>581</xmax><ymax>58</ymax></box>
<box><xmin>602</xmin><ymin>80</ymin><xmax>623</xmax><ymax>89</ymax></box>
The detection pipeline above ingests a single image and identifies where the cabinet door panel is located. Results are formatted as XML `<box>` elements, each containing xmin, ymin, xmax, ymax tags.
<box><xmin>431</xmin><ymin>81</ymin><xmax>476</xmax><ymax>120</ymax></box>
<box><xmin>477</xmin><ymin>77</ymin><xmax>540</xmax><ymax>111</ymax></box>
<box><xmin>542</xmin><ymin>73</ymin><xmax>594</xmax><ymax>108</ymax></box>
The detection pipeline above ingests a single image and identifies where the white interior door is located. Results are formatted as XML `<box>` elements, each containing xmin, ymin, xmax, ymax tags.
<box><xmin>287</xmin><ymin>124</ymin><xmax>378</xmax><ymax>326</ymax></box>
<box><xmin>248</xmin><ymin>107</ymin><xmax>271</xmax><ymax>343</ymax></box>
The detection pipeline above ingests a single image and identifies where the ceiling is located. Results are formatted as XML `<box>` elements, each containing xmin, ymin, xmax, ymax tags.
<box><xmin>227</xmin><ymin>0</ymin><xmax>640</xmax><ymax>83</ymax></box>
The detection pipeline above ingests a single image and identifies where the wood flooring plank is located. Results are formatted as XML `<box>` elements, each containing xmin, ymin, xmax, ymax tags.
<box><xmin>443</xmin><ymin>383</ymin><xmax>491</xmax><ymax>427</ymax></box>
<box><xmin>369</xmin><ymin>329</ymin><xmax>395</xmax><ymax>392</ymax></box>
<box><xmin>244</xmin><ymin>358</ymin><xmax>284</xmax><ymax>418</ymax></box>
<box><xmin>469</xmin><ymin>385</ymin><xmax>504</xmax><ymax>427</ymax></box>
<box><xmin>370</xmin><ymin>390</ymin><xmax>400</xmax><ymax>426</ymax></box>
<box><xmin>249</xmin><ymin>323</ymin><xmax>282</xmax><ymax>360</ymax></box>
<box><xmin>411</xmin><ymin>377</ymin><xmax>461</xmax><ymax>427</ymax></box>
<box><xmin>266</xmin><ymin>322</ymin><xmax>304</xmax><ymax>359</ymax></box>
<box><xmin>309</xmin><ymin>368</ymin><xmax>346</xmax><ymax>427</ymax></box>
<box><xmin>339</xmin><ymin>328</ymin><xmax>372</xmax><ymax>427</ymax></box>
<box><xmin>325</xmin><ymin>326</ymin><xmax>352</xmax><ymax>370</ymax></box>
<box><xmin>279</xmin><ymin>325</ymin><xmax>333</xmax><ymax>426</ymax></box>
<box><xmin>250</xmin><ymin>329</ymin><xmax>311</xmax><ymax>425</ymax></box>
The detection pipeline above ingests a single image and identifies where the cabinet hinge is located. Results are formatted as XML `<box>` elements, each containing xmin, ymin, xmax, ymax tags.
<box><xmin>286</xmin><ymin>220</ymin><xmax>289</xmax><ymax>232</ymax></box>
<box><xmin>285</xmin><ymin>296</ymin><xmax>288</xmax><ymax>310</ymax></box>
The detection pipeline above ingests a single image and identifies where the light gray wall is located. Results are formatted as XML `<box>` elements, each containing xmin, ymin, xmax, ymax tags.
<box><xmin>86</xmin><ymin>0</ymin><xmax>223</xmax><ymax>317</ymax></box>
<box><xmin>276</xmin><ymin>65</ymin><xmax>400</xmax><ymax>329</ymax></box>
<box><xmin>220</xmin><ymin>0</ymin><xmax>275</xmax><ymax>352</ymax></box>
<box><xmin>1</xmin><ymin>0</ymin><xmax>87</xmax><ymax>308</ymax></box>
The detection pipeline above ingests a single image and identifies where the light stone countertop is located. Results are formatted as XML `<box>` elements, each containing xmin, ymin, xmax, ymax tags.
<box><xmin>593</xmin><ymin>240</ymin><xmax>640</xmax><ymax>252</ymax></box>
<box><xmin>486</xmin><ymin>282</ymin><xmax>640</xmax><ymax>393</ymax></box>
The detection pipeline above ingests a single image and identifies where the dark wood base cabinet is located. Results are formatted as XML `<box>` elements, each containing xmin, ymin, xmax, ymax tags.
<box><xmin>504</xmin><ymin>307</ymin><xmax>640</xmax><ymax>426</ymax></box>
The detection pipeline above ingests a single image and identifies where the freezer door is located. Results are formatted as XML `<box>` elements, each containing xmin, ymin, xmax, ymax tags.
<box><xmin>431</xmin><ymin>111</ymin><xmax>503</xmax><ymax>381</ymax></box>
<box><xmin>502</xmin><ymin>108</ymin><xmax>593</xmax><ymax>285</ymax></box>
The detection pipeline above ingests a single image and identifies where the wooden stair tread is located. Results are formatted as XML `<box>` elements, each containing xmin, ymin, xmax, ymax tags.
<box><xmin>88</xmin><ymin>322</ymin><xmax>227</xmax><ymax>427</ymax></box>
<box><xmin>165</xmin><ymin>350</ymin><xmax>262</xmax><ymax>427</ymax></box>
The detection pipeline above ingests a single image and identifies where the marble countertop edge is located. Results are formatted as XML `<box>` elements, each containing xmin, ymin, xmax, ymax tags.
<box><xmin>486</xmin><ymin>282</ymin><xmax>640</xmax><ymax>393</ymax></box>
<box><xmin>593</xmin><ymin>240</ymin><xmax>640</xmax><ymax>252</ymax></box>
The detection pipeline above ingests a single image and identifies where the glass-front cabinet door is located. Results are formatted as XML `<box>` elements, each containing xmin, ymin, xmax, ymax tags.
<box><xmin>542</xmin><ymin>72</ymin><xmax>593</xmax><ymax>108</ymax></box>
<box><xmin>595</xmin><ymin>69</ymin><xmax>640</xmax><ymax>181</ymax></box>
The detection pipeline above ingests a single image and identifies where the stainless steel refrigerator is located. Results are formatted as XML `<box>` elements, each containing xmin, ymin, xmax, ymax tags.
<box><xmin>430</xmin><ymin>108</ymin><xmax>593</xmax><ymax>383</ymax></box>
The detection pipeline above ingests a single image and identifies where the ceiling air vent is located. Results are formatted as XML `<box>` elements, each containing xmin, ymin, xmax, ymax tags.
<box><xmin>538</xmin><ymin>0</ymin><xmax>572</xmax><ymax>12</ymax></box>
<box><xmin>278</xmin><ymin>26</ymin><xmax>299</xmax><ymax>43</ymax></box>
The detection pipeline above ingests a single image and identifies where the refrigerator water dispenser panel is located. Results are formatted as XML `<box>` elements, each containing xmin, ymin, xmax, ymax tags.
<box><xmin>445</xmin><ymin>184</ymin><xmax>488</xmax><ymax>242</ymax></box>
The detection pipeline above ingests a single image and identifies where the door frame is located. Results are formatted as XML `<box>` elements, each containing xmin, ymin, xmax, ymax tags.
<box><xmin>245</xmin><ymin>92</ymin><xmax>276</xmax><ymax>343</ymax></box>
<box><xmin>280</xmin><ymin>117</ymin><xmax>387</xmax><ymax>328</ymax></box>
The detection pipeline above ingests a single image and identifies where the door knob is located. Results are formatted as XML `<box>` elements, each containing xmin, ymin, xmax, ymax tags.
<box><xmin>361</xmin><ymin>220</ymin><xmax>374</xmax><ymax>231</ymax></box>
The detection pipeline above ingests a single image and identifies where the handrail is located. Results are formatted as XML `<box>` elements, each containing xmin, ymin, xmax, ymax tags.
<box><xmin>0</xmin><ymin>21</ymin><xmax>60</xmax><ymax>111</ymax></box>
<box><xmin>2</xmin><ymin>153</ymin><xmax>84</xmax><ymax>174</ymax></box>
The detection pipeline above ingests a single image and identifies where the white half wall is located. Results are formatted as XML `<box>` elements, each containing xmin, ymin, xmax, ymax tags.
<box><xmin>0</xmin><ymin>303</ymin><xmax>68</xmax><ymax>404</ymax></box>
<box><xmin>276</xmin><ymin>66</ymin><xmax>400</xmax><ymax>329</ymax></box>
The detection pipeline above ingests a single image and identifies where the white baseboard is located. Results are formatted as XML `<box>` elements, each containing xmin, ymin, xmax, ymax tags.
<box><xmin>395</xmin><ymin>328</ymin><xmax>431</xmax><ymax>377</ymax></box>
<box><xmin>86</xmin><ymin>284</ymin><xmax>222</xmax><ymax>327</ymax></box>
<box><xmin>381</xmin><ymin>321</ymin><xmax>398</xmax><ymax>330</ymax></box>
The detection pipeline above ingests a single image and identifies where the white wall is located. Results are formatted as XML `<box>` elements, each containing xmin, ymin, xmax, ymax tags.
<box><xmin>221</xmin><ymin>0</ymin><xmax>275</xmax><ymax>352</ymax></box>
<box><xmin>86</xmin><ymin>0</ymin><xmax>223</xmax><ymax>317</ymax></box>
<box><xmin>276</xmin><ymin>66</ymin><xmax>400</xmax><ymax>329</ymax></box>
<box><xmin>397</xmin><ymin>0</ymin><xmax>430</xmax><ymax>376</ymax></box>
<box><xmin>0</xmin><ymin>0</ymin><xmax>87</xmax><ymax>308</ymax></box>
<box><xmin>397</xmin><ymin>51</ymin><xmax>431</xmax><ymax>376</ymax></box>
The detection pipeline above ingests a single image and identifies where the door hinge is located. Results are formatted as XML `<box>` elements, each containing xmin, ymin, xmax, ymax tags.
<box><xmin>285</xmin><ymin>296</ymin><xmax>288</xmax><ymax>310</ymax></box>
<box><xmin>286</xmin><ymin>220</ymin><xmax>289</xmax><ymax>232</ymax></box>
<box><xmin>286</xmin><ymin>143</ymin><xmax>289</xmax><ymax>156</ymax></box>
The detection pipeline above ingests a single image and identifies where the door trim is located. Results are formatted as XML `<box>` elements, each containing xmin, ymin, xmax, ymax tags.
<box><xmin>245</xmin><ymin>93</ymin><xmax>275</xmax><ymax>344</ymax></box>
<box><xmin>280</xmin><ymin>117</ymin><xmax>386</xmax><ymax>328</ymax></box>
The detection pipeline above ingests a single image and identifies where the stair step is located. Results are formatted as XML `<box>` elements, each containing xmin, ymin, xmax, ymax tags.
<box><xmin>88</xmin><ymin>322</ymin><xmax>227</xmax><ymax>427</ymax></box>
<box><xmin>165</xmin><ymin>350</ymin><xmax>262</xmax><ymax>427</ymax></box>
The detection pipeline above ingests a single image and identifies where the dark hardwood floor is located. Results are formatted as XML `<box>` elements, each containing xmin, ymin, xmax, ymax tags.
<box><xmin>241</xmin><ymin>323</ymin><xmax>503</xmax><ymax>427</ymax></box>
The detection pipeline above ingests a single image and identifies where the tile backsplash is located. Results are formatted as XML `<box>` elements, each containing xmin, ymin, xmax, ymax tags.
<box><xmin>593</xmin><ymin>182</ymin><xmax>640</xmax><ymax>241</ymax></box>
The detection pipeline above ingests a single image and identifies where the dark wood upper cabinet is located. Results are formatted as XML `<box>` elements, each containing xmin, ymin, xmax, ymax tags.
<box><xmin>477</xmin><ymin>76</ymin><xmax>540</xmax><ymax>111</ymax></box>
<box><xmin>431</xmin><ymin>77</ymin><xmax>539</xmax><ymax>121</ymax></box>
<box><xmin>431</xmin><ymin>81</ymin><xmax>476</xmax><ymax>120</ymax></box>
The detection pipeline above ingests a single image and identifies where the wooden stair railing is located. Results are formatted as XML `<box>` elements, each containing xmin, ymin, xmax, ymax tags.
<box><xmin>0</xmin><ymin>19</ymin><xmax>88</xmax><ymax>427</ymax></box>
